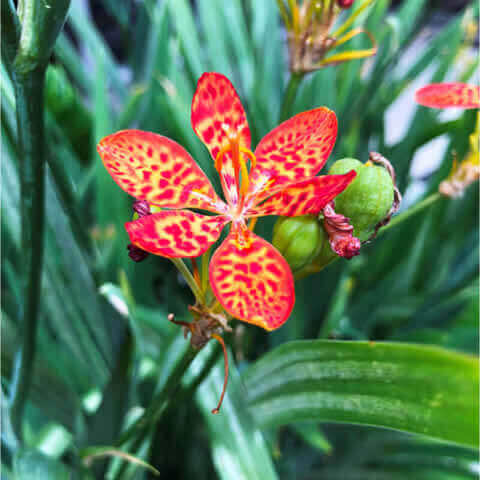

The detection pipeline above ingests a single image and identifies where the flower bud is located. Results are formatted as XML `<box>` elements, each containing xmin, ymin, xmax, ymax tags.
<box><xmin>328</xmin><ymin>158</ymin><xmax>395</xmax><ymax>241</ymax></box>
<box><xmin>337</xmin><ymin>0</ymin><xmax>355</xmax><ymax>8</ymax></box>
<box><xmin>129</xmin><ymin>202</ymin><xmax>161</xmax><ymax>262</ymax></box>
<box><xmin>132</xmin><ymin>202</ymin><xmax>161</xmax><ymax>220</ymax></box>
<box><xmin>272</xmin><ymin>215</ymin><xmax>323</xmax><ymax>272</ymax></box>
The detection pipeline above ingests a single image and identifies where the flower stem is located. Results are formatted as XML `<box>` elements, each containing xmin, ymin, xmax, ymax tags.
<box><xmin>9</xmin><ymin>65</ymin><xmax>47</xmax><ymax>442</ymax></box>
<box><xmin>201</xmin><ymin>247</ymin><xmax>211</xmax><ymax>294</ymax></box>
<box><xmin>378</xmin><ymin>192</ymin><xmax>442</xmax><ymax>237</ymax></box>
<box><xmin>279</xmin><ymin>72</ymin><xmax>304</xmax><ymax>122</ymax></box>
<box><xmin>170</xmin><ymin>258</ymin><xmax>205</xmax><ymax>304</ymax></box>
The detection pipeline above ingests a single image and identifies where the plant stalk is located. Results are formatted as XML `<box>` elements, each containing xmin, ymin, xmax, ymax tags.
<box><xmin>378</xmin><ymin>192</ymin><xmax>442</xmax><ymax>236</ymax></box>
<box><xmin>10</xmin><ymin>66</ymin><xmax>47</xmax><ymax>441</ymax></box>
<box><xmin>279</xmin><ymin>72</ymin><xmax>304</xmax><ymax>122</ymax></box>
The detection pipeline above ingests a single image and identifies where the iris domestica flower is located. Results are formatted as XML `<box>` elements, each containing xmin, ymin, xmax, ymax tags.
<box><xmin>97</xmin><ymin>72</ymin><xmax>355</xmax><ymax>330</ymax></box>
<box><xmin>415</xmin><ymin>83</ymin><xmax>479</xmax><ymax>109</ymax></box>
<box><xmin>415</xmin><ymin>82</ymin><xmax>480</xmax><ymax>198</ymax></box>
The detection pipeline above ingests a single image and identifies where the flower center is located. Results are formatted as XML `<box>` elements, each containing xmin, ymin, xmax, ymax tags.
<box><xmin>215</xmin><ymin>125</ymin><xmax>257</xmax><ymax>209</ymax></box>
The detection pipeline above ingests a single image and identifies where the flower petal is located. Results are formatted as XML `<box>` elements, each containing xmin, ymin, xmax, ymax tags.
<box><xmin>415</xmin><ymin>83</ymin><xmax>480</xmax><ymax>109</ymax></box>
<box><xmin>191</xmin><ymin>72</ymin><xmax>251</xmax><ymax>205</ymax></box>
<box><xmin>125</xmin><ymin>210</ymin><xmax>228</xmax><ymax>258</ymax></box>
<box><xmin>210</xmin><ymin>227</ymin><xmax>294</xmax><ymax>331</ymax></box>
<box><xmin>249</xmin><ymin>107</ymin><xmax>338</xmax><ymax>193</ymax></box>
<box><xmin>246</xmin><ymin>171</ymin><xmax>356</xmax><ymax>217</ymax></box>
<box><xmin>98</xmin><ymin>130</ymin><xmax>225</xmax><ymax>212</ymax></box>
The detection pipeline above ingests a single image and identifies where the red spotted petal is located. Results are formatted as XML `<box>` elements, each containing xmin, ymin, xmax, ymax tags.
<box><xmin>191</xmin><ymin>72</ymin><xmax>251</xmax><ymax>205</ymax></box>
<box><xmin>249</xmin><ymin>107</ymin><xmax>338</xmax><ymax>194</ymax></box>
<box><xmin>246</xmin><ymin>171</ymin><xmax>356</xmax><ymax>217</ymax></box>
<box><xmin>209</xmin><ymin>227</ymin><xmax>294</xmax><ymax>331</ymax></box>
<box><xmin>125</xmin><ymin>210</ymin><xmax>228</xmax><ymax>258</ymax></box>
<box><xmin>98</xmin><ymin>130</ymin><xmax>224</xmax><ymax>212</ymax></box>
<box><xmin>415</xmin><ymin>83</ymin><xmax>480</xmax><ymax>109</ymax></box>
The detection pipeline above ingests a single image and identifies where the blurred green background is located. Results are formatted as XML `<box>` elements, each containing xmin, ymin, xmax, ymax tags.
<box><xmin>1</xmin><ymin>0</ymin><xmax>479</xmax><ymax>478</ymax></box>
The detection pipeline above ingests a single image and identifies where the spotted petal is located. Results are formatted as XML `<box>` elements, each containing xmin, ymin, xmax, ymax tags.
<box><xmin>191</xmin><ymin>72</ymin><xmax>251</xmax><ymax>205</ymax></box>
<box><xmin>415</xmin><ymin>83</ymin><xmax>480</xmax><ymax>109</ymax></box>
<box><xmin>98</xmin><ymin>130</ymin><xmax>224</xmax><ymax>212</ymax></box>
<box><xmin>246</xmin><ymin>171</ymin><xmax>356</xmax><ymax>217</ymax></box>
<box><xmin>125</xmin><ymin>210</ymin><xmax>228</xmax><ymax>258</ymax></box>
<box><xmin>210</xmin><ymin>227</ymin><xmax>294</xmax><ymax>331</ymax></box>
<box><xmin>248</xmin><ymin>107</ymin><xmax>338</xmax><ymax>194</ymax></box>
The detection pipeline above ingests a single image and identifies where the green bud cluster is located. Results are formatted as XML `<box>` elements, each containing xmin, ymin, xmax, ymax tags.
<box><xmin>273</xmin><ymin>157</ymin><xmax>396</xmax><ymax>274</ymax></box>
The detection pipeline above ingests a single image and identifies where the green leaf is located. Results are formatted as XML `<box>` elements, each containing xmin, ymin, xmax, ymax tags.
<box><xmin>196</xmin><ymin>349</ymin><xmax>278</xmax><ymax>480</ymax></box>
<box><xmin>245</xmin><ymin>340</ymin><xmax>478</xmax><ymax>447</ymax></box>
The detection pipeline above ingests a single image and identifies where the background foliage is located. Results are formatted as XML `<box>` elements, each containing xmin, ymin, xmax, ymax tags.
<box><xmin>1</xmin><ymin>0</ymin><xmax>478</xmax><ymax>478</ymax></box>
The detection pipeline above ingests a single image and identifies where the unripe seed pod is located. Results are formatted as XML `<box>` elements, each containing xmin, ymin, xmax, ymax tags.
<box><xmin>329</xmin><ymin>158</ymin><xmax>395</xmax><ymax>241</ymax></box>
<box><xmin>272</xmin><ymin>215</ymin><xmax>323</xmax><ymax>272</ymax></box>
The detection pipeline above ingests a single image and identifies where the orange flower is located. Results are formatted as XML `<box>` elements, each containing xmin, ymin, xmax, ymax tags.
<box><xmin>97</xmin><ymin>72</ymin><xmax>355</xmax><ymax>330</ymax></box>
<box><xmin>415</xmin><ymin>82</ymin><xmax>480</xmax><ymax>198</ymax></box>
<box><xmin>415</xmin><ymin>82</ymin><xmax>479</xmax><ymax>109</ymax></box>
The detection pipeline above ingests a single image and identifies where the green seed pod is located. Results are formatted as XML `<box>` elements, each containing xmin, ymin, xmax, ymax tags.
<box><xmin>272</xmin><ymin>215</ymin><xmax>323</xmax><ymax>272</ymax></box>
<box><xmin>329</xmin><ymin>158</ymin><xmax>394</xmax><ymax>241</ymax></box>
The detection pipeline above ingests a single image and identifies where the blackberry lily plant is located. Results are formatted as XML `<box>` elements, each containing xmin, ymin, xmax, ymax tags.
<box><xmin>416</xmin><ymin>82</ymin><xmax>480</xmax><ymax>198</ymax></box>
<box><xmin>97</xmin><ymin>72</ymin><xmax>356</xmax><ymax>412</ymax></box>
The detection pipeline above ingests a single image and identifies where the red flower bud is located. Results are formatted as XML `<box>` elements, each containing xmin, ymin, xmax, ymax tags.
<box><xmin>337</xmin><ymin>0</ymin><xmax>354</xmax><ymax>8</ymax></box>
<box><xmin>322</xmin><ymin>202</ymin><xmax>361</xmax><ymax>259</ymax></box>
<box><xmin>127</xmin><ymin>244</ymin><xmax>149</xmax><ymax>262</ymax></box>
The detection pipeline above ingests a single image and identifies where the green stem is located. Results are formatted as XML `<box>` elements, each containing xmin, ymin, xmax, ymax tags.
<box><xmin>201</xmin><ymin>248</ymin><xmax>211</xmax><ymax>294</ymax></box>
<box><xmin>279</xmin><ymin>72</ymin><xmax>304</xmax><ymax>122</ymax></box>
<box><xmin>116</xmin><ymin>346</ymin><xmax>198</xmax><ymax>446</ymax></box>
<box><xmin>170</xmin><ymin>258</ymin><xmax>204</xmax><ymax>304</ymax></box>
<box><xmin>378</xmin><ymin>192</ymin><xmax>442</xmax><ymax>237</ymax></box>
<box><xmin>10</xmin><ymin>66</ymin><xmax>47</xmax><ymax>441</ymax></box>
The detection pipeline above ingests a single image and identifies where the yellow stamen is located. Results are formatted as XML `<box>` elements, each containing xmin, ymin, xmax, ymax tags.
<box><xmin>215</xmin><ymin>135</ymin><xmax>259</xmax><ymax>205</ymax></box>
<box><xmin>214</xmin><ymin>144</ymin><xmax>232</xmax><ymax>174</ymax></box>
<box><xmin>248</xmin><ymin>218</ymin><xmax>258</xmax><ymax>231</ymax></box>
<box><xmin>239</xmin><ymin>147</ymin><xmax>257</xmax><ymax>168</ymax></box>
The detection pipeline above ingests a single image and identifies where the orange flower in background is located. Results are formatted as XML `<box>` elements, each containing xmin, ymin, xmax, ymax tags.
<box><xmin>97</xmin><ymin>72</ymin><xmax>355</xmax><ymax>330</ymax></box>
<box><xmin>415</xmin><ymin>82</ymin><xmax>480</xmax><ymax>198</ymax></box>
<box><xmin>415</xmin><ymin>82</ymin><xmax>480</xmax><ymax>109</ymax></box>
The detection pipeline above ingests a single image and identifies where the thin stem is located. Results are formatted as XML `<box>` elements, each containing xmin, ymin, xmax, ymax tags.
<box><xmin>10</xmin><ymin>66</ymin><xmax>47</xmax><ymax>441</ymax></box>
<box><xmin>210</xmin><ymin>334</ymin><xmax>229</xmax><ymax>415</ymax></box>
<box><xmin>378</xmin><ymin>193</ymin><xmax>442</xmax><ymax>237</ymax></box>
<box><xmin>170</xmin><ymin>258</ymin><xmax>204</xmax><ymax>304</ymax></box>
<box><xmin>201</xmin><ymin>248</ymin><xmax>211</xmax><ymax>294</ymax></box>
<box><xmin>279</xmin><ymin>72</ymin><xmax>304</xmax><ymax>122</ymax></box>
<box><xmin>116</xmin><ymin>346</ymin><xmax>198</xmax><ymax>446</ymax></box>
